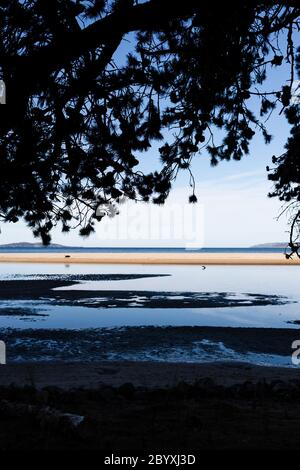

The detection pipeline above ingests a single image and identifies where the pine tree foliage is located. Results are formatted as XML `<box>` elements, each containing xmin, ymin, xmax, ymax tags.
<box><xmin>0</xmin><ymin>1</ymin><xmax>299</xmax><ymax>244</ymax></box>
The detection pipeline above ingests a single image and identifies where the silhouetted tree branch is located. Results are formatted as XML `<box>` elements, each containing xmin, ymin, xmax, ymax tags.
<box><xmin>0</xmin><ymin>0</ymin><xmax>299</xmax><ymax>244</ymax></box>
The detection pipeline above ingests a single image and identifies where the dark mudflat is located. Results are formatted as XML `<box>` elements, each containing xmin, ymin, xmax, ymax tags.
<box><xmin>0</xmin><ymin>279</ymin><xmax>289</xmax><ymax>309</ymax></box>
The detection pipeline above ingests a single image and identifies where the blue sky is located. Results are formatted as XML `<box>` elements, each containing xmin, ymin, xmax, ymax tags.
<box><xmin>0</xmin><ymin>31</ymin><xmax>298</xmax><ymax>247</ymax></box>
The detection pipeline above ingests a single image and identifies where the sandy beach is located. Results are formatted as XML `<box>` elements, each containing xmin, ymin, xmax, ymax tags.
<box><xmin>0</xmin><ymin>252</ymin><xmax>299</xmax><ymax>265</ymax></box>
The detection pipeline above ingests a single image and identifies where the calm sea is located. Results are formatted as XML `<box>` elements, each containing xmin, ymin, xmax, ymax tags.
<box><xmin>0</xmin><ymin>246</ymin><xmax>286</xmax><ymax>253</ymax></box>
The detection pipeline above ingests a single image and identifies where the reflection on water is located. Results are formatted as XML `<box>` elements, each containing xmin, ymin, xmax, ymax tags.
<box><xmin>0</xmin><ymin>303</ymin><xmax>299</xmax><ymax>330</ymax></box>
<box><xmin>0</xmin><ymin>263</ymin><xmax>299</xmax><ymax>329</ymax></box>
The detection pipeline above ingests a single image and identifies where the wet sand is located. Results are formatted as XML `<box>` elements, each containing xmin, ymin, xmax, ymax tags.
<box><xmin>1</xmin><ymin>360</ymin><xmax>300</xmax><ymax>389</ymax></box>
<box><xmin>0</xmin><ymin>252</ymin><xmax>299</xmax><ymax>264</ymax></box>
<box><xmin>3</xmin><ymin>326</ymin><xmax>299</xmax><ymax>362</ymax></box>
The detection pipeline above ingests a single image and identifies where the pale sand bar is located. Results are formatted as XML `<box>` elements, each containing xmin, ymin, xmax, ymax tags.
<box><xmin>0</xmin><ymin>252</ymin><xmax>299</xmax><ymax>265</ymax></box>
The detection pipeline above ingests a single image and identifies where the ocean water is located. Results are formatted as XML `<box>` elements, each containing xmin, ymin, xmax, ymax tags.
<box><xmin>0</xmin><ymin>246</ymin><xmax>287</xmax><ymax>253</ymax></box>
<box><xmin>0</xmin><ymin>262</ymin><xmax>299</xmax><ymax>365</ymax></box>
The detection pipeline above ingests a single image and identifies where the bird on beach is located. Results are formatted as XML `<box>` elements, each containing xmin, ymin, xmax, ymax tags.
<box><xmin>202</xmin><ymin>266</ymin><xmax>206</xmax><ymax>270</ymax></box>
<box><xmin>65</xmin><ymin>255</ymin><xmax>71</xmax><ymax>258</ymax></box>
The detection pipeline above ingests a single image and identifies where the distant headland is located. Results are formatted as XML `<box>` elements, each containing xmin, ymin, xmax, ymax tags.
<box><xmin>251</xmin><ymin>243</ymin><xmax>287</xmax><ymax>249</ymax></box>
<box><xmin>0</xmin><ymin>242</ymin><xmax>71</xmax><ymax>249</ymax></box>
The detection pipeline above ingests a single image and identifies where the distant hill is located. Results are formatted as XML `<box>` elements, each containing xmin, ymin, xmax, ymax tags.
<box><xmin>0</xmin><ymin>242</ymin><xmax>70</xmax><ymax>248</ymax></box>
<box><xmin>251</xmin><ymin>242</ymin><xmax>287</xmax><ymax>248</ymax></box>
